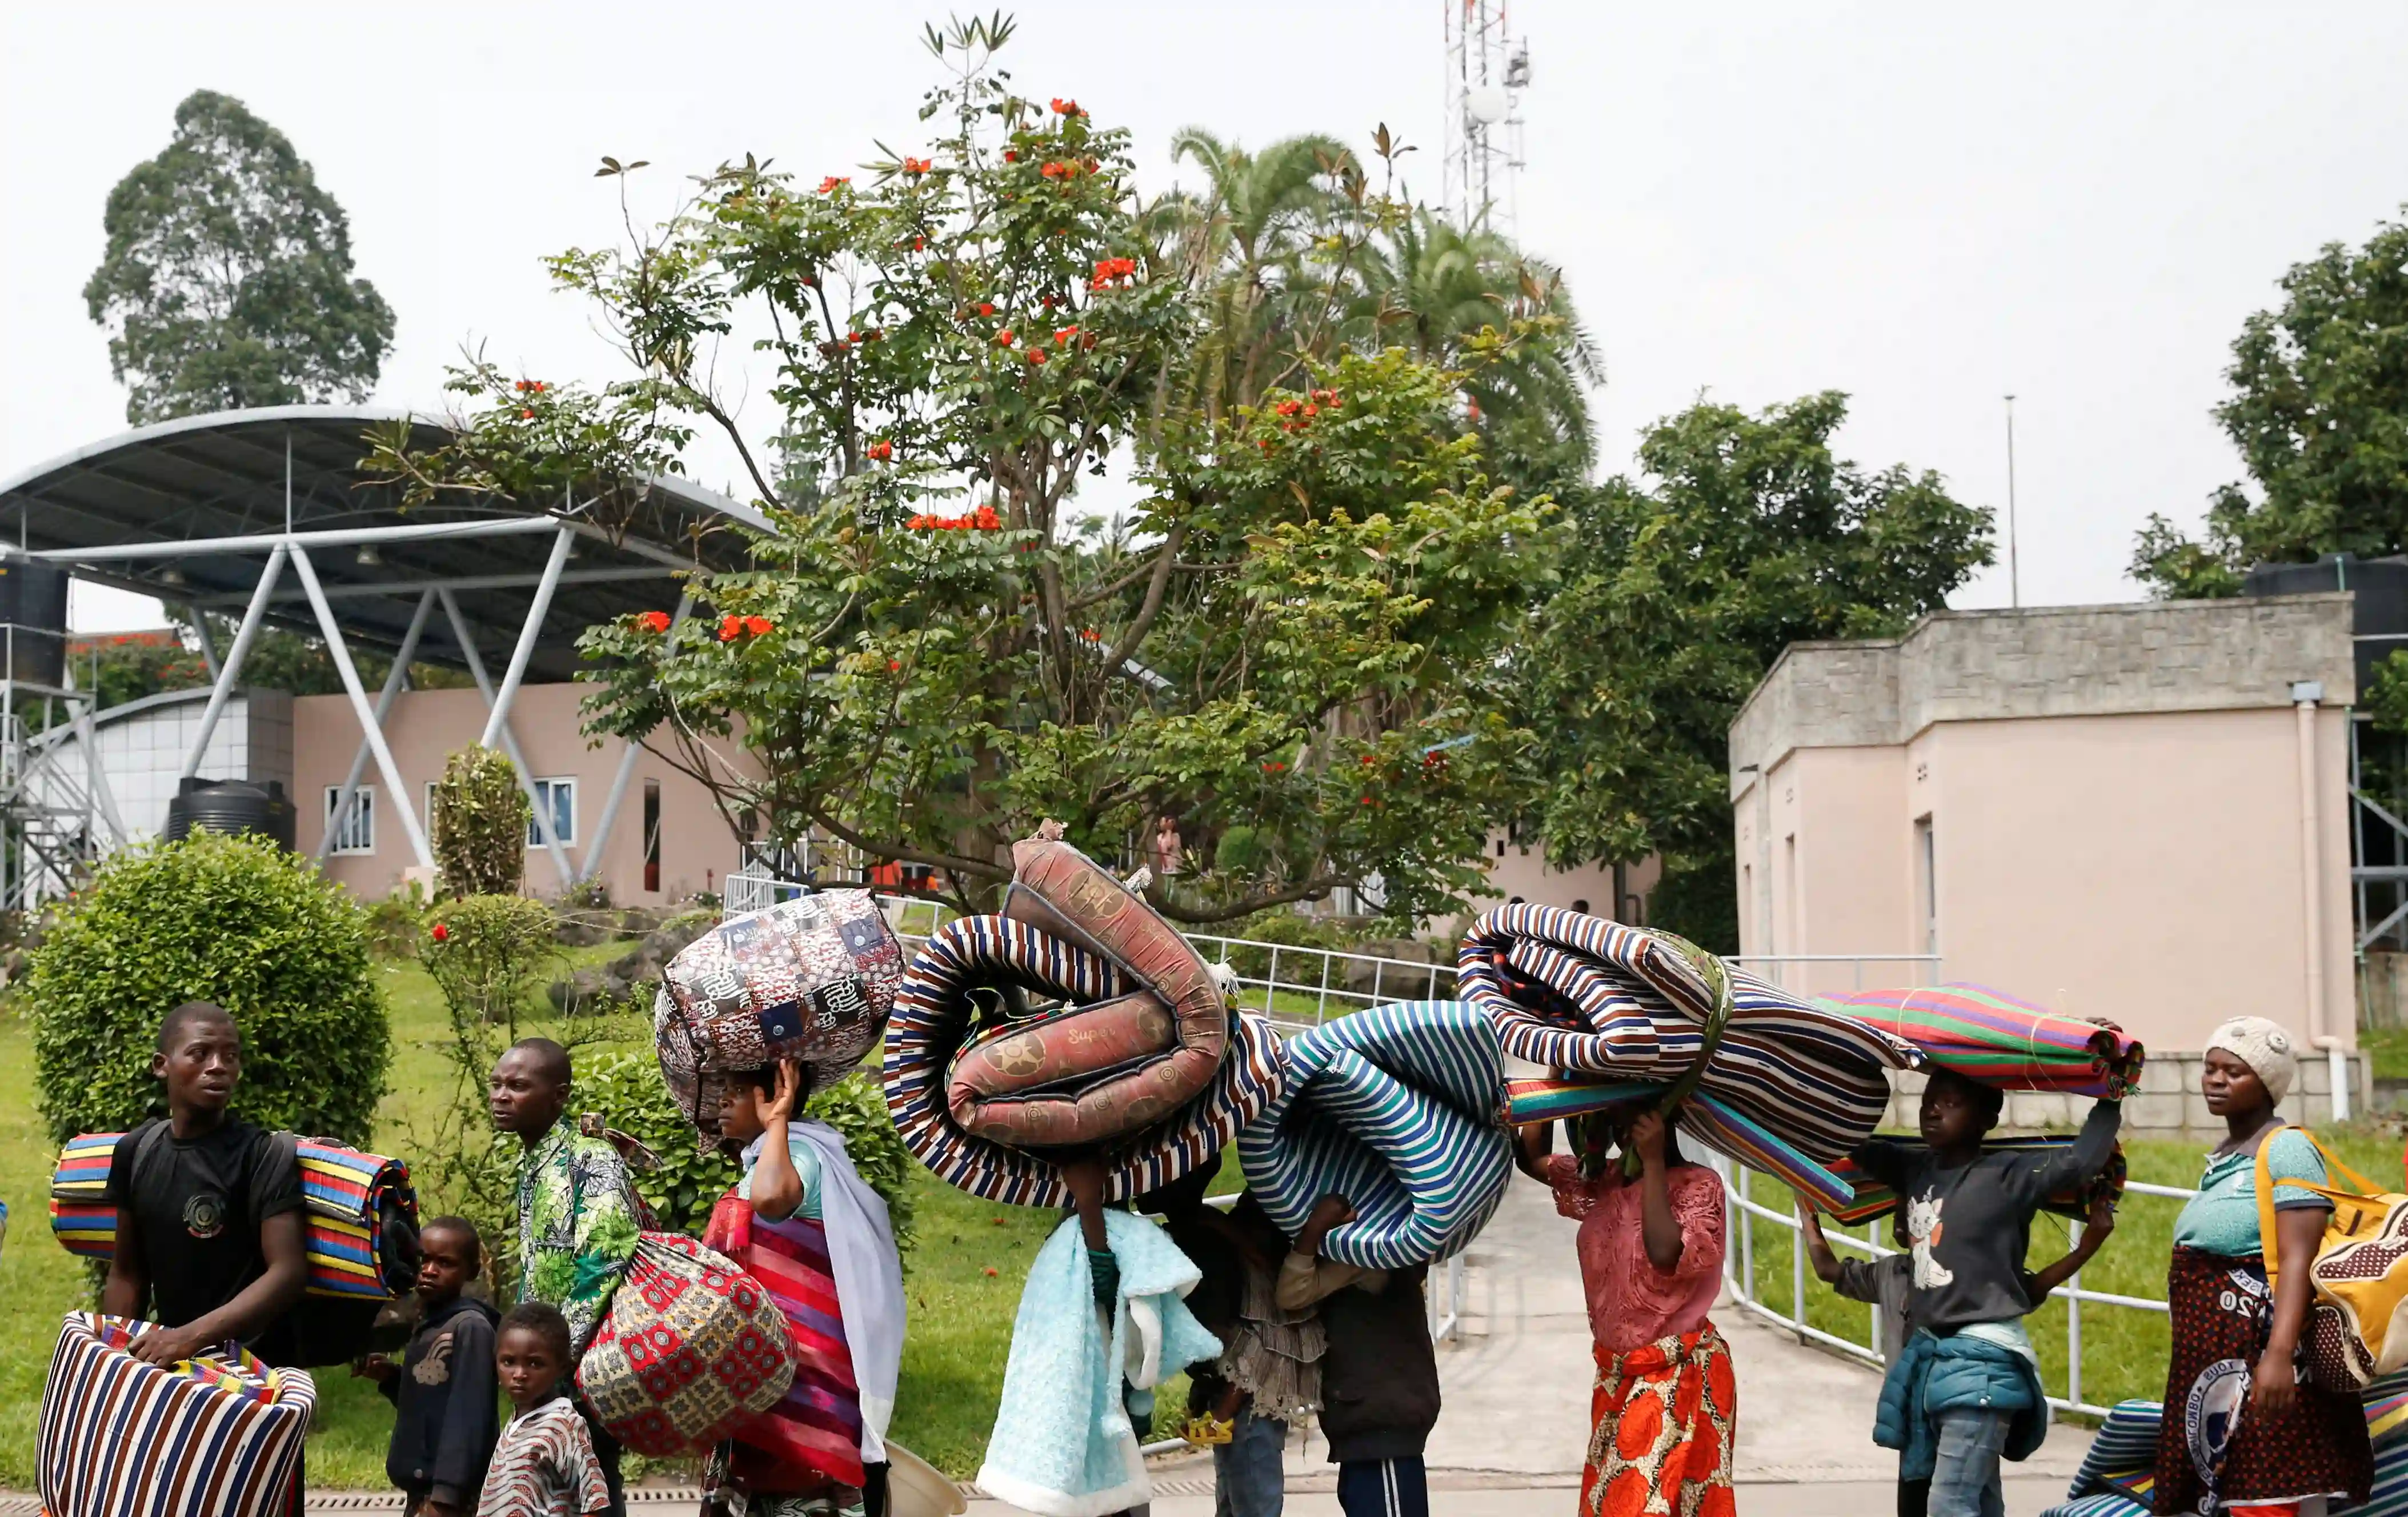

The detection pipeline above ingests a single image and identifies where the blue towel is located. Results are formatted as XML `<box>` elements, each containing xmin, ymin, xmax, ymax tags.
<box><xmin>1239</xmin><ymin>1000</ymin><xmax>1512</xmax><ymax>1269</ymax></box>
<box><xmin>977</xmin><ymin>1209</ymin><xmax>1223</xmax><ymax>1516</ymax></box>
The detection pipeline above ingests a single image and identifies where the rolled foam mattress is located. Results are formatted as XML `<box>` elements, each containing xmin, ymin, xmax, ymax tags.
<box><xmin>1237</xmin><ymin>1000</ymin><xmax>1512</xmax><ymax>1270</ymax></box>
<box><xmin>886</xmin><ymin>915</ymin><xmax>1284</xmax><ymax>1206</ymax></box>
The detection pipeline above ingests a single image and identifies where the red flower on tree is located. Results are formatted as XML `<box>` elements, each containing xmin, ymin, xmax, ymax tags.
<box><xmin>1026</xmin><ymin>348</ymin><xmax>1047</xmax><ymax>365</ymax></box>
<box><xmin>818</xmin><ymin>175</ymin><xmax>850</xmax><ymax>194</ymax></box>
<box><xmin>719</xmin><ymin>614</ymin><xmax>746</xmax><ymax>642</ymax></box>
<box><xmin>867</xmin><ymin>439</ymin><xmax>894</xmax><ymax>462</ymax></box>
<box><xmin>902</xmin><ymin>157</ymin><xmax>932</xmax><ymax>175</ymax></box>
<box><xmin>996</xmin><ymin>329</ymin><xmax>1016</xmax><ymax>347</ymax></box>
<box><xmin>1049</xmin><ymin>98</ymin><xmax>1083</xmax><ymax>117</ymax></box>
<box><xmin>744</xmin><ymin>615</ymin><xmax>773</xmax><ymax>637</ymax></box>
<box><xmin>430</xmin><ymin>923</ymin><xmax>449</xmax><ymax>942</ymax></box>
<box><xmin>635</xmin><ymin>610</ymin><xmax>672</xmax><ymax>634</ymax></box>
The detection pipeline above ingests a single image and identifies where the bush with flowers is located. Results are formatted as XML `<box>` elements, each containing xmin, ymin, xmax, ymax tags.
<box><xmin>370</xmin><ymin>15</ymin><xmax>1564</xmax><ymax>929</ymax></box>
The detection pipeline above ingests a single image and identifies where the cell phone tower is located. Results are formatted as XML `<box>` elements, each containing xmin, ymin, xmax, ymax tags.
<box><xmin>1443</xmin><ymin>0</ymin><xmax>1531</xmax><ymax>234</ymax></box>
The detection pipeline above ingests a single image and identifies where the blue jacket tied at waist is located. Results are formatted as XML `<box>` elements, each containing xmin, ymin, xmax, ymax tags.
<box><xmin>1874</xmin><ymin>1328</ymin><xmax>2049</xmax><ymax>1481</ymax></box>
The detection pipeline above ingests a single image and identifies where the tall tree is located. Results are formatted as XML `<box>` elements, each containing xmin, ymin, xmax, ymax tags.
<box><xmin>85</xmin><ymin>89</ymin><xmax>395</xmax><ymax>425</ymax></box>
<box><xmin>2133</xmin><ymin>209</ymin><xmax>2408</xmax><ymax>597</ymax></box>
<box><xmin>1520</xmin><ymin>392</ymin><xmax>1993</xmax><ymax>948</ymax></box>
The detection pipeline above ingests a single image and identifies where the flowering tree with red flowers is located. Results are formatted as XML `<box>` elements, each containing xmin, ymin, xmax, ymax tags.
<box><xmin>372</xmin><ymin>15</ymin><xmax>1561</xmax><ymax>925</ymax></box>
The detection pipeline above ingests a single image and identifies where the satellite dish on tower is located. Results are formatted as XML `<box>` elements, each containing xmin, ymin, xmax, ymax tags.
<box><xmin>1464</xmin><ymin>85</ymin><xmax>1512</xmax><ymax>126</ymax></box>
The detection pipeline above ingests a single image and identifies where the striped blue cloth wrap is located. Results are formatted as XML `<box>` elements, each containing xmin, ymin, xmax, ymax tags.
<box><xmin>2035</xmin><ymin>1375</ymin><xmax>2408</xmax><ymax>1517</ymax></box>
<box><xmin>1237</xmin><ymin>1000</ymin><xmax>1512</xmax><ymax>1270</ymax></box>
<box><xmin>885</xmin><ymin>914</ymin><xmax>1285</xmax><ymax>1206</ymax></box>
<box><xmin>1460</xmin><ymin>904</ymin><xmax>1920</xmax><ymax>1171</ymax></box>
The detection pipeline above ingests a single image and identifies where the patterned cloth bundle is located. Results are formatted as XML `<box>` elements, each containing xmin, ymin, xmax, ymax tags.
<box><xmin>886</xmin><ymin>914</ymin><xmax>1284</xmax><ymax>1206</ymax></box>
<box><xmin>1823</xmin><ymin>984</ymin><xmax>2145</xmax><ymax>1099</ymax></box>
<box><xmin>2038</xmin><ymin>1376</ymin><xmax>2408</xmax><ymax>1517</ymax></box>
<box><xmin>38</xmin><ymin>1312</ymin><xmax>318</xmax><ymax>1517</ymax></box>
<box><xmin>50</xmin><ymin>1131</ymin><xmax>419</xmax><ymax>1299</ymax></box>
<box><xmin>578</xmin><ymin>1231</ymin><xmax>798</xmax><ymax>1456</ymax></box>
<box><xmin>1459</xmin><ymin>904</ymin><xmax>1920</xmax><ymax>1190</ymax></box>
<box><xmin>655</xmin><ymin>889</ymin><xmax>905</xmax><ymax>1135</ymax></box>
<box><xmin>1238</xmin><ymin>1000</ymin><xmax>1512</xmax><ymax>1269</ymax></box>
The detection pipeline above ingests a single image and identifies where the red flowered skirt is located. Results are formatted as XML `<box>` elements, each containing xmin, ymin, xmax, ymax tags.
<box><xmin>1582</xmin><ymin>1324</ymin><xmax>1736</xmax><ymax>1517</ymax></box>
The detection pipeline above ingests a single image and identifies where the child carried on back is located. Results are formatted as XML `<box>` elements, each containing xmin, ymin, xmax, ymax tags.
<box><xmin>1848</xmin><ymin>1068</ymin><xmax>2121</xmax><ymax>1517</ymax></box>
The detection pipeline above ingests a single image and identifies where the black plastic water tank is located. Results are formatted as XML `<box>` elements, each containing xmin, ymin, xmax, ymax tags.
<box><xmin>164</xmin><ymin>778</ymin><xmax>297</xmax><ymax>852</ymax></box>
<box><xmin>0</xmin><ymin>559</ymin><xmax>69</xmax><ymax>687</ymax></box>
<box><xmin>2242</xmin><ymin>553</ymin><xmax>2408</xmax><ymax>695</ymax></box>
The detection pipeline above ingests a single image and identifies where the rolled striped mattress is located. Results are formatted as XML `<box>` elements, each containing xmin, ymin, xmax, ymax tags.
<box><xmin>1238</xmin><ymin>1000</ymin><xmax>1512</xmax><ymax>1270</ymax></box>
<box><xmin>1817</xmin><ymin>1135</ymin><xmax>2128</xmax><ymax>1225</ymax></box>
<box><xmin>38</xmin><ymin>1311</ymin><xmax>317</xmax><ymax>1517</ymax></box>
<box><xmin>885</xmin><ymin>915</ymin><xmax>1284</xmax><ymax>1206</ymax></box>
<box><xmin>51</xmin><ymin>1131</ymin><xmax>418</xmax><ymax>1299</ymax></box>
<box><xmin>1459</xmin><ymin>904</ymin><xmax>1920</xmax><ymax>1171</ymax></box>
<box><xmin>2038</xmin><ymin>1375</ymin><xmax>2408</xmax><ymax>1517</ymax></box>
<box><xmin>1821</xmin><ymin>984</ymin><xmax>2145</xmax><ymax>1099</ymax></box>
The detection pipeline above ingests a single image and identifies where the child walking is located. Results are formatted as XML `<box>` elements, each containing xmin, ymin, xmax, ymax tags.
<box><xmin>1850</xmin><ymin>1070</ymin><xmax>2122</xmax><ymax>1517</ymax></box>
<box><xmin>1276</xmin><ymin>1193</ymin><xmax>1439</xmax><ymax>1517</ymax></box>
<box><xmin>478</xmin><ymin>1302</ymin><xmax>612</xmax><ymax>1517</ymax></box>
<box><xmin>703</xmin><ymin>1059</ymin><xmax>907</xmax><ymax>1517</ymax></box>
<box><xmin>360</xmin><ymin>1216</ymin><xmax>503</xmax><ymax>1517</ymax></box>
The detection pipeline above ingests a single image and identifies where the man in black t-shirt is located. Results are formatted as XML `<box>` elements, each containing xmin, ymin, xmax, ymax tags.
<box><xmin>100</xmin><ymin>1001</ymin><xmax>308</xmax><ymax>1367</ymax></box>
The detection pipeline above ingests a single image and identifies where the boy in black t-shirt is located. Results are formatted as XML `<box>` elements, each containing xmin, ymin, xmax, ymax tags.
<box><xmin>101</xmin><ymin>1000</ymin><xmax>310</xmax><ymax>1364</ymax></box>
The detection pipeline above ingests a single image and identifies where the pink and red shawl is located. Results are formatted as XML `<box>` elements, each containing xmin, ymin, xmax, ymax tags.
<box><xmin>703</xmin><ymin>1193</ymin><xmax>866</xmax><ymax>1491</ymax></box>
<box><xmin>1825</xmin><ymin>984</ymin><xmax>2144</xmax><ymax>1099</ymax></box>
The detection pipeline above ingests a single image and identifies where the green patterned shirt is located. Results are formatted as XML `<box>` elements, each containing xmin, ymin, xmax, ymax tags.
<box><xmin>514</xmin><ymin>1118</ymin><xmax>641</xmax><ymax>1355</ymax></box>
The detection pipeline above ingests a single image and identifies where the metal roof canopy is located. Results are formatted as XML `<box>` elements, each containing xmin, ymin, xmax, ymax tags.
<box><xmin>0</xmin><ymin>406</ymin><xmax>766</xmax><ymax>885</ymax></box>
<box><xmin>0</xmin><ymin>405</ymin><xmax>768</xmax><ymax>682</ymax></box>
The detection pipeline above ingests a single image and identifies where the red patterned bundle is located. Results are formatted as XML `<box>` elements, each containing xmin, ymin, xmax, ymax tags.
<box><xmin>38</xmin><ymin>1312</ymin><xmax>317</xmax><ymax>1517</ymax></box>
<box><xmin>578</xmin><ymin>1231</ymin><xmax>798</xmax><ymax>1455</ymax></box>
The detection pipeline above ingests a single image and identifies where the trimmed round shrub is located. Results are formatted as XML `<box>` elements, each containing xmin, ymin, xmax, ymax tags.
<box><xmin>431</xmin><ymin>745</ymin><xmax>530</xmax><ymax>898</ymax></box>
<box><xmin>30</xmin><ymin>830</ymin><xmax>391</xmax><ymax>1144</ymax></box>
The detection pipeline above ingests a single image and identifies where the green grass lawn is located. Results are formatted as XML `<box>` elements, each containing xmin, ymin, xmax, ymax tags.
<box><xmin>1726</xmin><ymin>1128</ymin><xmax>2408</xmax><ymax>1414</ymax></box>
<box><xmin>0</xmin><ymin>947</ymin><xmax>1084</xmax><ymax>1488</ymax></box>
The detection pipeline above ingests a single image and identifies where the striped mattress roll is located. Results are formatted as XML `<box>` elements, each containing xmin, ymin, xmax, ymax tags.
<box><xmin>885</xmin><ymin>915</ymin><xmax>1285</xmax><ymax>1206</ymax></box>
<box><xmin>38</xmin><ymin>1312</ymin><xmax>317</xmax><ymax>1517</ymax></box>
<box><xmin>1238</xmin><ymin>1000</ymin><xmax>1512</xmax><ymax>1270</ymax></box>
<box><xmin>1459</xmin><ymin>904</ymin><xmax>1920</xmax><ymax>1165</ymax></box>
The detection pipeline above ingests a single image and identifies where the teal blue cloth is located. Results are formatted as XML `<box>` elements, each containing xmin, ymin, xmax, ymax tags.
<box><xmin>2170</xmin><ymin>1130</ymin><xmax>2329</xmax><ymax>1256</ymax></box>
<box><xmin>978</xmin><ymin>1209</ymin><xmax>1223</xmax><ymax>1516</ymax></box>
<box><xmin>1875</xmin><ymin>1329</ymin><xmax>2047</xmax><ymax>1482</ymax></box>
<box><xmin>737</xmin><ymin>1128</ymin><xmax>824</xmax><ymax>1220</ymax></box>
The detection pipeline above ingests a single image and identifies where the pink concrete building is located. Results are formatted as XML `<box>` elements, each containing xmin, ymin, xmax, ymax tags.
<box><xmin>1729</xmin><ymin>594</ymin><xmax>2358</xmax><ymax>1076</ymax></box>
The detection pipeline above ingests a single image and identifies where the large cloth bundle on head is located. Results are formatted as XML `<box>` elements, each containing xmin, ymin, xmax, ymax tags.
<box><xmin>38</xmin><ymin>1312</ymin><xmax>318</xmax><ymax>1517</ymax></box>
<box><xmin>1824</xmin><ymin>984</ymin><xmax>2145</xmax><ymax>1099</ymax></box>
<box><xmin>50</xmin><ymin>1130</ymin><xmax>419</xmax><ymax>1299</ymax></box>
<box><xmin>578</xmin><ymin>1231</ymin><xmax>798</xmax><ymax>1456</ymax></box>
<box><xmin>1239</xmin><ymin>1000</ymin><xmax>1512</xmax><ymax>1270</ymax></box>
<box><xmin>887</xmin><ymin>914</ymin><xmax>1284</xmax><ymax>1205</ymax></box>
<box><xmin>656</xmin><ymin>890</ymin><xmax>904</xmax><ymax>1133</ymax></box>
<box><xmin>1460</xmin><ymin>904</ymin><xmax>1920</xmax><ymax>1196</ymax></box>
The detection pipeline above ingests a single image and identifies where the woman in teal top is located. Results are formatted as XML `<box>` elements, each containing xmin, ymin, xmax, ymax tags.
<box><xmin>2154</xmin><ymin>1016</ymin><xmax>2370</xmax><ymax>1517</ymax></box>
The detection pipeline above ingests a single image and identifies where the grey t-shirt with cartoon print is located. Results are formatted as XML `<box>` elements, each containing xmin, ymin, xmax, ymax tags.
<box><xmin>1849</xmin><ymin>1098</ymin><xmax>2121</xmax><ymax>1334</ymax></box>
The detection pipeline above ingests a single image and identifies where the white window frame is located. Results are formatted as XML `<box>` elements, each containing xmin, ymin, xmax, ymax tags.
<box><xmin>323</xmin><ymin>784</ymin><xmax>376</xmax><ymax>856</ymax></box>
<box><xmin>528</xmin><ymin>776</ymin><xmax>577</xmax><ymax>848</ymax></box>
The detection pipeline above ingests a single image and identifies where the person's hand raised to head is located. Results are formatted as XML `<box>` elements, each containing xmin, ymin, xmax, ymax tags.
<box><xmin>1627</xmin><ymin>1110</ymin><xmax>1669</xmax><ymax>1172</ymax></box>
<box><xmin>763</xmin><ymin>1058</ymin><xmax>803</xmax><ymax>1127</ymax></box>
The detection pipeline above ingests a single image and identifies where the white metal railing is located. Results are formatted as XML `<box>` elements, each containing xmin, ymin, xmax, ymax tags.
<box><xmin>1710</xmin><ymin>1154</ymin><xmax>2194</xmax><ymax>1418</ymax></box>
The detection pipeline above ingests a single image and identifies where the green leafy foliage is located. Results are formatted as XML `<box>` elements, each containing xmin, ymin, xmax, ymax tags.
<box><xmin>371</xmin><ymin>28</ymin><xmax>1579</xmax><ymax>932</ymax></box>
<box><xmin>431</xmin><ymin>746</ymin><xmax>532</xmax><ymax>898</ymax></box>
<box><xmin>424</xmin><ymin>894</ymin><xmax>562</xmax><ymax>1034</ymax></box>
<box><xmin>83</xmin><ymin>90</ymin><xmax>394</xmax><ymax>425</ymax></box>
<box><xmin>27</xmin><ymin>830</ymin><xmax>390</xmax><ymax>1144</ymax></box>
<box><xmin>2133</xmin><ymin>209</ymin><xmax>2408</xmax><ymax>597</ymax></box>
<box><xmin>1518</xmin><ymin>392</ymin><xmax>1993</xmax><ymax>915</ymax></box>
<box><xmin>575</xmin><ymin>1053</ymin><xmax>917</xmax><ymax>1251</ymax></box>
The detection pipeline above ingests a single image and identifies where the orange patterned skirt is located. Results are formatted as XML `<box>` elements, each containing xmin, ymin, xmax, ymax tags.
<box><xmin>1582</xmin><ymin>1324</ymin><xmax>1736</xmax><ymax>1517</ymax></box>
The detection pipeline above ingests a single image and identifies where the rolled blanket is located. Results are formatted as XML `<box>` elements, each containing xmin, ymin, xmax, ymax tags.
<box><xmin>1500</xmin><ymin>1076</ymin><xmax>1857</xmax><ymax>1209</ymax></box>
<box><xmin>1817</xmin><ymin>1136</ymin><xmax>2129</xmax><ymax>1225</ymax></box>
<box><xmin>1459</xmin><ymin>904</ymin><xmax>1920</xmax><ymax>1168</ymax></box>
<box><xmin>887</xmin><ymin>915</ymin><xmax>1284</xmax><ymax>1206</ymax></box>
<box><xmin>1239</xmin><ymin>1000</ymin><xmax>1512</xmax><ymax>1270</ymax></box>
<box><xmin>1823</xmin><ymin>984</ymin><xmax>2145</xmax><ymax>1099</ymax></box>
<box><xmin>656</xmin><ymin>890</ymin><xmax>904</xmax><ymax>1132</ymax></box>
<box><xmin>39</xmin><ymin>1312</ymin><xmax>317</xmax><ymax>1517</ymax></box>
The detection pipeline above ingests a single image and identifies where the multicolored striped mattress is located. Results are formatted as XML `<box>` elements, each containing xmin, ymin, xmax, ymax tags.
<box><xmin>2040</xmin><ymin>1374</ymin><xmax>2408</xmax><ymax>1517</ymax></box>
<box><xmin>38</xmin><ymin>1312</ymin><xmax>317</xmax><ymax>1517</ymax></box>
<box><xmin>1499</xmin><ymin>1075</ymin><xmax>1858</xmax><ymax>1209</ymax></box>
<box><xmin>886</xmin><ymin>915</ymin><xmax>1284</xmax><ymax>1206</ymax></box>
<box><xmin>1239</xmin><ymin>1000</ymin><xmax>1513</xmax><ymax>1270</ymax></box>
<box><xmin>1459</xmin><ymin>905</ymin><xmax>1920</xmax><ymax>1172</ymax></box>
<box><xmin>1824</xmin><ymin>984</ymin><xmax>2145</xmax><ymax>1099</ymax></box>
<box><xmin>50</xmin><ymin>1130</ymin><xmax>418</xmax><ymax>1299</ymax></box>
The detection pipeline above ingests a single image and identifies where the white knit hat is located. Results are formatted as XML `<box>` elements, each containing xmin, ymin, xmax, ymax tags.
<box><xmin>2205</xmin><ymin>1016</ymin><xmax>2298</xmax><ymax>1104</ymax></box>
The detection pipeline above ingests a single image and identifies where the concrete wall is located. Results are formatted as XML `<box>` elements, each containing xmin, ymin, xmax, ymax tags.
<box><xmin>1730</xmin><ymin>595</ymin><xmax>2360</xmax><ymax>1056</ymax></box>
<box><xmin>294</xmin><ymin>681</ymin><xmax>747</xmax><ymax>905</ymax></box>
<box><xmin>1469</xmin><ymin>834</ymin><xmax>1648</xmax><ymax>919</ymax></box>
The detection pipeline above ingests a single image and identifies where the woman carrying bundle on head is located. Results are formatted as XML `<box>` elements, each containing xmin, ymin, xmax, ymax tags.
<box><xmin>1513</xmin><ymin>1103</ymin><xmax>1734</xmax><ymax>1517</ymax></box>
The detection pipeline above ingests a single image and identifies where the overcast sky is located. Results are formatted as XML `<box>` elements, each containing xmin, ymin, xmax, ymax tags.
<box><xmin>5</xmin><ymin>2</ymin><xmax>2405</xmax><ymax>631</ymax></box>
